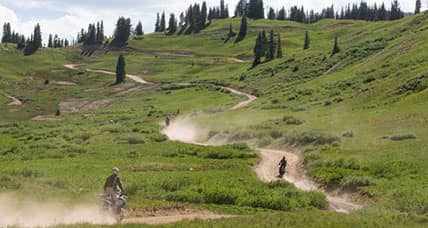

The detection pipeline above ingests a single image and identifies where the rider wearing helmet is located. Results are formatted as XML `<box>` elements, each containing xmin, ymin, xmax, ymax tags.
<box><xmin>104</xmin><ymin>167</ymin><xmax>125</xmax><ymax>197</ymax></box>
<box><xmin>278</xmin><ymin>156</ymin><xmax>288</xmax><ymax>177</ymax></box>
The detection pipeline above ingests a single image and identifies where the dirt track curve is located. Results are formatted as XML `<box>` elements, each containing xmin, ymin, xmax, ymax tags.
<box><xmin>163</xmin><ymin>86</ymin><xmax>362</xmax><ymax>214</ymax></box>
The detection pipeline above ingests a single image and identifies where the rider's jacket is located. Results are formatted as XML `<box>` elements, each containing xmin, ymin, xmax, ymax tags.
<box><xmin>104</xmin><ymin>174</ymin><xmax>124</xmax><ymax>193</ymax></box>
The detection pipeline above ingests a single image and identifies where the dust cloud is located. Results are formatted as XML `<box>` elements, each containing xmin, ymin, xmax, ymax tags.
<box><xmin>162</xmin><ymin>117</ymin><xmax>205</xmax><ymax>144</ymax></box>
<box><xmin>0</xmin><ymin>193</ymin><xmax>116</xmax><ymax>227</ymax></box>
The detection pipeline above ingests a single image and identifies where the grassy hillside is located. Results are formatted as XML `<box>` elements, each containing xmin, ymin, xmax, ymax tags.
<box><xmin>1</xmin><ymin>12</ymin><xmax>428</xmax><ymax>227</ymax></box>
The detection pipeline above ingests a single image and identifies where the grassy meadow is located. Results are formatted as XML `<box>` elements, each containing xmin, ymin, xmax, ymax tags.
<box><xmin>1</xmin><ymin>11</ymin><xmax>428</xmax><ymax>227</ymax></box>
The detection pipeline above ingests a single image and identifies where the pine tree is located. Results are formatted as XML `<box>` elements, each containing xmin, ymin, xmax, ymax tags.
<box><xmin>167</xmin><ymin>14</ymin><xmax>178</xmax><ymax>35</ymax></box>
<box><xmin>225</xmin><ymin>24</ymin><xmax>236</xmax><ymax>43</ymax></box>
<box><xmin>155</xmin><ymin>13</ymin><xmax>161</xmax><ymax>32</ymax></box>
<box><xmin>111</xmin><ymin>17</ymin><xmax>132</xmax><ymax>47</ymax></box>
<box><xmin>48</xmin><ymin>34</ymin><xmax>53</xmax><ymax>48</ymax></box>
<box><xmin>331</xmin><ymin>36</ymin><xmax>340</xmax><ymax>56</ymax></box>
<box><xmin>33</xmin><ymin>24</ymin><xmax>42</xmax><ymax>49</ymax></box>
<box><xmin>234</xmin><ymin>0</ymin><xmax>247</xmax><ymax>17</ymax></box>
<box><xmin>276</xmin><ymin>33</ymin><xmax>283</xmax><ymax>58</ymax></box>
<box><xmin>160</xmin><ymin>12</ymin><xmax>166</xmax><ymax>32</ymax></box>
<box><xmin>1</xmin><ymin>23</ymin><xmax>12</xmax><ymax>43</ymax></box>
<box><xmin>261</xmin><ymin>30</ymin><xmax>268</xmax><ymax>57</ymax></box>
<box><xmin>267</xmin><ymin>30</ymin><xmax>275</xmax><ymax>61</ymax></box>
<box><xmin>115</xmin><ymin>55</ymin><xmax>126</xmax><ymax>84</ymax></box>
<box><xmin>253</xmin><ymin>32</ymin><xmax>263</xmax><ymax>67</ymax></box>
<box><xmin>268</xmin><ymin>7</ymin><xmax>276</xmax><ymax>20</ymax></box>
<box><xmin>235</xmin><ymin>14</ymin><xmax>248</xmax><ymax>43</ymax></box>
<box><xmin>303</xmin><ymin>31</ymin><xmax>310</xmax><ymax>50</ymax></box>
<box><xmin>201</xmin><ymin>2</ymin><xmax>208</xmax><ymax>26</ymax></box>
<box><xmin>135</xmin><ymin>21</ymin><xmax>144</xmax><ymax>36</ymax></box>
<box><xmin>415</xmin><ymin>0</ymin><xmax>422</xmax><ymax>14</ymax></box>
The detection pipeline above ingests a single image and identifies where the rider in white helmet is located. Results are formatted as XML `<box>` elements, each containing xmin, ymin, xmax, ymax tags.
<box><xmin>104</xmin><ymin>167</ymin><xmax>125</xmax><ymax>197</ymax></box>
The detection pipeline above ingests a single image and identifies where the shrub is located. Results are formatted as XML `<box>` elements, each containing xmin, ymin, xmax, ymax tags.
<box><xmin>282</xmin><ymin>116</ymin><xmax>304</xmax><ymax>125</ymax></box>
<box><xmin>389</xmin><ymin>134</ymin><xmax>416</xmax><ymax>141</ymax></box>
<box><xmin>127</xmin><ymin>135</ymin><xmax>145</xmax><ymax>144</ymax></box>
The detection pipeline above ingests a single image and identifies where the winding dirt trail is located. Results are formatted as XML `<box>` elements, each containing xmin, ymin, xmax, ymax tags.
<box><xmin>64</xmin><ymin>64</ymin><xmax>151</xmax><ymax>84</ymax></box>
<box><xmin>163</xmin><ymin>86</ymin><xmax>362</xmax><ymax>214</ymax></box>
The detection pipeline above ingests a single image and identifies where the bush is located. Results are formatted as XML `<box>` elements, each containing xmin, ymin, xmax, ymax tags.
<box><xmin>282</xmin><ymin>116</ymin><xmax>304</xmax><ymax>125</ymax></box>
<box><xmin>127</xmin><ymin>135</ymin><xmax>145</xmax><ymax>144</ymax></box>
<box><xmin>389</xmin><ymin>134</ymin><xmax>416</xmax><ymax>141</ymax></box>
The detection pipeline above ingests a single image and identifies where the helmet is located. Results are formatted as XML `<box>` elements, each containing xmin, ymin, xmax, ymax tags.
<box><xmin>112</xmin><ymin>167</ymin><xmax>120</xmax><ymax>174</ymax></box>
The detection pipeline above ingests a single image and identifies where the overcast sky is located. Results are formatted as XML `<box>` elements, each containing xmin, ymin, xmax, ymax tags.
<box><xmin>0</xmin><ymin>0</ymin><xmax>424</xmax><ymax>43</ymax></box>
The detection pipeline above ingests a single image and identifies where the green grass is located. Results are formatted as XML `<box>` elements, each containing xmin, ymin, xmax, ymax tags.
<box><xmin>1</xmin><ymin>12</ymin><xmax>428</xmax><ymax>227</ymax></box>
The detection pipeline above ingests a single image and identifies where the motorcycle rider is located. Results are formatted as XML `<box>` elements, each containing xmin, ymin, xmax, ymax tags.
<box><xmin>165</xmin><ymin>115</ymin><xmax>171</xmax><ymax>127</ymax></box>
<box><xmin>278</xmin><ymin>156</ymin><xmax>288</xmax><ymax>178</ymax></box>
<box><xmin>104</xmin><ymin>167</ymin><xmax>125</xmax><ymax>199</ymax></box>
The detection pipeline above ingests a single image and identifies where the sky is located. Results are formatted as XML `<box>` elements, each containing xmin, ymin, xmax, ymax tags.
<box><xmin>0</xmin><ymin>0</ymin><xmax>425</xmax><ymax>43</ymax></box>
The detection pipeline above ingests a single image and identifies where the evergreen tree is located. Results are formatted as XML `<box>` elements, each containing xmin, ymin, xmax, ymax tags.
<box><xmin>48</xmin><ymin>34</ymin><xmax>53</xmax><ymax>48</ymax></box>
<box><xmin>225</xmin><ymin>23</ymin><xmax>236</xmax><ymax>43</ymax></box>
<box><xmin>201</xmin><ymin>2</ymin><xmax>208</xmax><ymax>26</ymax></box>
<box><xmin>234</xmin><ymin>0</ymin><xmax>247</xmax><ymax>17</ymax></box>
<box><xmin>167</xmin><ymin>14</ymin><xmax>178</xmax><ymax>35</ymax></box>
<box><xmin>111</xmin><ymin>17</ymin><xmax>132</xmax><ymax>47</ymax></box>
<box><xmin>390</xmin><ymin>0</ymin><xmax>404</xmax><ymax>20</ymax></box>
<box><xmin>268</xmin><ymin>7</ymin><xmax>276</xmax><ymax>20</ymax></box>
<box><xmin>135</xmin><ymin>21</ymin><xmax>144</xmax><ymax>36</ymax></box>
<box><xmin>115</xmin><ymin>55</ymin><xmax>126</xmax><ymax>84</ymax></box>
<box><xmin>33</xmin><ymin>24</ymin><xmax>42</xmax><ymax>49</ymax></box>
<box><xmin>1</xmin><ymin>23</ymin><xmax>12</xmax><ymax>43</ymax></box>
<box><xmin>276</xmin><ymin>33</ymin><xmax>283</xmax><ymax>58</ymax></box>
<box><xmin>277</xmin><ymin>7</ymin><xmax>286</xmax><ymax>20</ymax></box>
<box><xmin>261</xmin><ymin>30</ymin><xmax>268</xmax><ymax>56</ymax></box>
<box><xmin>331</xmin><ymin>36</ymin><xmax>340</xmax><ymax>56</ymax></box>
<box><xmin>235</xmin><ymin>14</ymin><xmax>248</xmax><ymax>43</ymax></box>
<box><xmin>415</xmin><ymin>0</ymin><xmax>422</xmax><ymax>14</ymax></box>
<box><xmin>155</xmin><ymin>13</ymin><xmax>161</xmax><ymax>32</ymax></box>
<box><xmin>253</xmin><ymin>32</ymin><xmax>263</xmax><ymax>67</ymax></box>
<box><xmin>303</xmin><ymin>31</ymin><xmax>310</xmax><ymax>50</ymax></box>
<box><xmin>267</xmin><ymin>30</ymin><xmax>275</xmax><ymax>61</ymax></box>
<box><xmin>160</xmin><ymin>12</ymin><xmax>166</xmax><ymax>32</ymax></box>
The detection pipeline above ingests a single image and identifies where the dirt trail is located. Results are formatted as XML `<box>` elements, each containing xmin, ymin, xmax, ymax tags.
<box><xmin>6</xmin><ymin>95</ymin><xmax>23</xmax><ymax>106</ymax></box>
<box><xmin>163</xmin><ymin>86</ymin><xmax>362</xmax><ymax>214</ymax></box>
<box><xmin>64</xmin><ymin>64</ymin><xmax>151</xmax><ymax>84</ymax></box>
<box><xmin>123</xmin><ymin>211</ymin><xmax>233</xmax><ymax>225</ymax></box>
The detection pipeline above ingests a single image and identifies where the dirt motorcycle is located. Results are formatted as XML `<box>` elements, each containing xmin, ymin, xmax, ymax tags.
<box><xmin>278</xmin><ymin>164</ymin><xmax>287</xmax><ymax>178</ymax></box>
<box><xmin>101</xmin><ymin>192</ymin><xmax>128</xmax><ymax>222</ymax></box>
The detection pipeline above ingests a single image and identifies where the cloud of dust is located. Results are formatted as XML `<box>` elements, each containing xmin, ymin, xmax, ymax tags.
<box><xmin>162</xmin><ymin>116</ymin><xmax>206</xmax><ymax>144</ymax></box>
<box><xmin>0</xmin><ymin>193</ymin><xmax>116</xmax><ymax>227</ymax></box>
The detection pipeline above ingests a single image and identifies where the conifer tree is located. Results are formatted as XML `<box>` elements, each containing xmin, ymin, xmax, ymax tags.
<box><xmin>167</xmin><ymin>14</ymin><xmax>178</xmax><ymax>35</ymax></box>
<box><xmin>116</xmin><ymin>55</ymin><xmax>126</xmax><ymax>84</ymax></box>
<box><xmin>48</xmin><ymin>34</ymin><xmax>53</xmax><ymax>48</ymax></box>
<box><xmin>267</xmin><ymin>30</ymin><xmax>275</xmax><ymax>61</ymax></box>
<box><xmin>261</xmin><ymin>30</ymin><xmax>268</xmax><ymax>56</ymax></box>
<box><xmin>415</xmin><ymin>0</ymin><xmax>422</xmax><ymax>14</ymax></box>
<box><xmin>253</xmin><ymin>32</ymin><xmax>263</xmax><ymax>67</ymax></box>
<box><xmin>155</xmin><ymin>13</ymin><xmax>161</xmax><ymax>32</ymax></box>
<box><xmin>201</xmin><ymin>2</ymin><xmax>208</xmax><ymax>26</ymax></box>
<box><xmin>268</xmin><ymin>7</ymin><xmax>276</xmax><ymax>20</ymax></box>
<box><xmin>331</xmin><ymin>36</ymin><xmax>340</xmax><ymax>56</ymax></box>
<box><xmin>276</xmin><ymin>33</ymin><xmax>283</xmax><ymax>58</ymax></box>
<box><xmin>235</xmin><ymin>14</ymin><xmax>248</xmax><ymax>43</ymax></box>
<box><xmin>111</xmin><ymin>17</ymin><xmax>132</xmax><ymax>47</ymax></box>
<box><xmin>135</xmin><ymin>21</ymin><xmax>144</xmax><ymax>36</ymax></box>
<box><xmin>160</xmin><ymin>12</ymin><xmax>166</xmax><ymax>32</ymax></box>
<box><xmin>303</xmin><ymin>31</ymin><xmax>310</xmax><ymax>50</ymax></box>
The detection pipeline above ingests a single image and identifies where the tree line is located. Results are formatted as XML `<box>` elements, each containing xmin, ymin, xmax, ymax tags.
<box><xmin>266</xmin><ymin>0</ymin><xmax>408</xmax><ymax>24</ymax></box>
<box><xmin>154</xmin><ymin>0</ymin><xmax>230</xmax><ymax>35</ymax></box>
<box><xmin>77</xmin><ymin>21</ymin><xmax>105</xmax><ymax>46</ymax></box>
<box><xmin>48</xmin><ymin>34</ymin><xmax>70</xmax><ymax>48</ymax></box>
<box><xmin>252</xmin><ymin>30</ymin><xmax>341</xmax><ymax>68</ymax></box>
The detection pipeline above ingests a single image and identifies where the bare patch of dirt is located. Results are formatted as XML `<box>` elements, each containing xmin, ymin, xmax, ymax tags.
<box><xmin>124</xmin><ymin>206</ymin><xmax>233</xmax><ymax>225</ymax></box>
<box><xmin>59</xmin><ymin>99</ymin><xmax>112</xmax><ymax>113</ymax></box>
<box><xmin>6</xmin><ymin>95</ymin><xmax>23</xmax><ymax>106</ymax></box>
<box><xmin>31</xmin><ymin>115</ymin><xmax>60</xmax><ymax>121</ymax></box>
<box><xmin>51</xmin><ymin>81</ymin><xmax>77</xmax><ymax>86</ymax></box>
